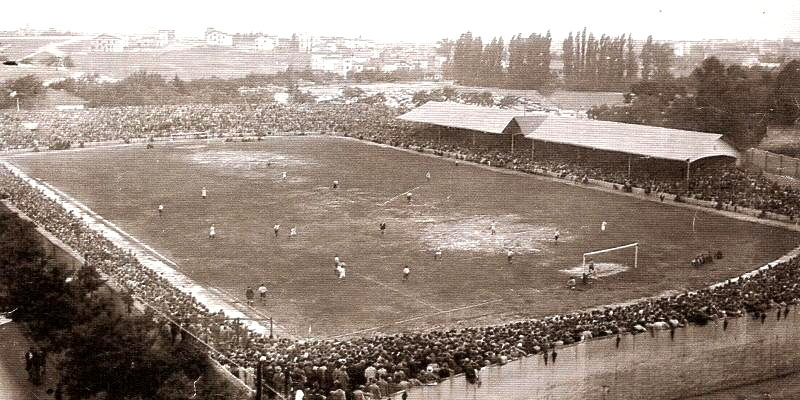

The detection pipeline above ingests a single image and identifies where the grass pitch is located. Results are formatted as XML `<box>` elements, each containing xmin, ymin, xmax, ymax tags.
<box><xmin>7</xmin><ymin>137</ymin><xmax>799</xmax><ymax>337</ymax></box>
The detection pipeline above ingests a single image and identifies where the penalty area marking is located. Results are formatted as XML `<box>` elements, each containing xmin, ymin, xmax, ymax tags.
<box><xmin>326</xmin><ymin>298</ymin><xmax>504</xmax><ymax>339</ymax></box>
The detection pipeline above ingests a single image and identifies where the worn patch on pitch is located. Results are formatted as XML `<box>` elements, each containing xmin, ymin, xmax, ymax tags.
<box><xmin>419</xmin><ymin>214</ymin><xmax>559</xmax><ymax>254</ymax></box>
<box><xmin>560</xmin><ymin>262</ymin><xmax>630</xmax><ymax>277</ymax></box>
<box><xmin>189</xmin><ymin>150</ymin><xmax>317</xmax><ymax>179</ymax></box>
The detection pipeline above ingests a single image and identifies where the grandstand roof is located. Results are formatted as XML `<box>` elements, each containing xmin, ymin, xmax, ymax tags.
<box><xmin>517</xmin><ymin>115</ymin><xmax>739</xmax><ymax>162</ymax></box>
<box><xmin>398</xmin><ymin>101</ymin><xmax>521</xmax><ymax>134</ymax></box>
<box><xmin>398</xmin><ymin>102</ymin><xmax>739</xmax><ymax>163</ymax></box>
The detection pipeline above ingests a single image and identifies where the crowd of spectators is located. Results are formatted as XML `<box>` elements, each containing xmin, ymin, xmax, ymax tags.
<box><xmin>0</xmin><ymin>103</ymin><xmax>397</xmax><ymax>150</ymax></box>
<box><xmin>4</xmin><ymin>103</ymin><xmax>800</xmax><ymax>398</ymax></box>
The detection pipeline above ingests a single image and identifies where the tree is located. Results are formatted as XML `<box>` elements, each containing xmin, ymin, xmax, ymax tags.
<box><xmin>452</xmin><ymin>32</ymin><xmax>482</xmax><ymax>85</ymax></box>
<box><xmin>498</xmin><ymin>95</ymin><xmax>519</xmax><ymax>109</ymax></box>
<box><xmin>640</xmin><ymin>35</ymin><xmax>654</xmax><ymax>80</ymax></box>
<box><xmin>3</xmin><ymin>74</ymin><xmax>44</xmax><ymax>109</ymax></box>
<box><xmin>342</xmin><ymin>86</ymin><xmax>366</xmax><ymax>99</ymax></box>
<box><xmin>562</xmin><ymin>32</ymin><xmax>575</xmax><ymax>81</ymax></box>
<box><xmin>172</xmin><ymin>74</ymin><xmax>187</xmax><ymax>95</ymax></box>
<box><xmin>412</xmin><ymin>90</ymin><xmax>432</xmax><ymax>106</ymax></box>
<box><xmin>506</xmin><ymin>32</ymin><xmax>552</xmax><ymax>90</ymax></box>
<box><xmin>653</xmin><ymin>43</ymin><xmax>674</xmax><ymax>79</ymax></box>
<box><xmin>772</xmin><ymin>60</ymin><xmax>800</xmax><ymax>125</ymax></box>
<box><xmin>625</xmin><ymin>34</ymin><xmax>637</xmax><ymax>81</ymax></box>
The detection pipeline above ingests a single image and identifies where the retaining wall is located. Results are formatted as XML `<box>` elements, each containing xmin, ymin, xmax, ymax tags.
<box><xmin>409</xmin><ymin>311</ymin><xmax>800</xmax><ymax>400</ymax></box>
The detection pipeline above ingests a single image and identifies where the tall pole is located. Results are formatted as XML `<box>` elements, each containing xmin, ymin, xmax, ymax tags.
<box><xmin>256</xmin><ymin>356</ymin><xmax>264</xmax><ymax>400</ymax></box>
<box><xmin>628</xmin><ymin>156</ymin><xmax>631</xmax><ymax>178</ymax></box>
<box><xmin>269</xmin><ymin>317</ymin><xmax>274</xmax><ymax>339</ymax></box>
<box><xmin>511</xmin><ymin>133</ymin><xmax>515</xmax><ymax>154</ymax></box>
<box><xmin>686</xmin><ymin>159</ymin><xmax>691</xmax><ymax>183</ymax></box>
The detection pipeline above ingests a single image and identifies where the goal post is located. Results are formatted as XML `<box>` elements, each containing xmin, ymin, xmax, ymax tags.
<box><xmin>583</xmin><ymin>242</ymin><xmax>638</xmax><ymax>270</ymax></box>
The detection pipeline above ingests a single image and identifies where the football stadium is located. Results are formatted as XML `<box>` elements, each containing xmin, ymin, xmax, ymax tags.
<box><xmin>3</xmin><ymin>100</ymin><xmax>800</xmax><ymax>399</ymax></box>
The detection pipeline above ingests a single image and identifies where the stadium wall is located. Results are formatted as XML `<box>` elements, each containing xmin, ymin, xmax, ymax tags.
<box><xmin>743</xmin><ymin>148</ymin><xmax>800</xmax><ymax>180</ymax></box>
<box><xmin>408</xmin><ymin>307</ymin><xmax>800</xmax><ymax>400</ymax></box>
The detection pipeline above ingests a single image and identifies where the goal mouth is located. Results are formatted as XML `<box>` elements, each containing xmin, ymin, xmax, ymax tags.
<box><xmin>560</xmin><ymin>262</ymin><xmax>630</xmax><ymax>278</ymax></box>
<box><xmin>576</xmin><ymin>242</ymin><xmax>639</xmax><ymax>277</ymax></box>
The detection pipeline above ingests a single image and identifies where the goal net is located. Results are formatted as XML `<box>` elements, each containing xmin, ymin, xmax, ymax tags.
<box><xmin>583</xmin><ymin>242</ymin><xmax>638</xmax><ymax>275</ymax></box>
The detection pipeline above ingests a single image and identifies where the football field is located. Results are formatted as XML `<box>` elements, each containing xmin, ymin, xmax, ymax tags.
<box><xmin>7</xmin><ymin>136</ymin><xmax>799</xmax><ymax>338</ymax></box>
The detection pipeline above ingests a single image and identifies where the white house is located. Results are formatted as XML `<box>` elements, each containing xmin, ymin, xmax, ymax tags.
<box><xmin>91</xmin><ymin>34</ymin><xmax>124</xmax><ymax>52</ymax></box>
<box><xmin>311</xmin><ymin>53</ymin><xmax>354</xmax><ymax>77</ymax></box>
<box><xmin>205</xmin><ymin>28</ymin><xmax>232</xmax><ymax>46</ymax></box>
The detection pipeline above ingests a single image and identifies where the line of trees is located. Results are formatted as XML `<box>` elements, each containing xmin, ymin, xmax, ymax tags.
<box><xmin>49</xmin><ymin>70</ymin><xmax>320</xmax><ymax>107</ymax></box>
<box><xmin>445</xmin><ymin>29</ymin><xmax>674</xmax><ymax>93</ymax></box>
<box><xmin>0</xmin><ymin>208</ymin><xmax>231</xmax><ymax>399</ymax></box>
<box><xmin>562</xmin><ymin>31</ymin><xmax>673</xmax><ymax>91</ymax></box>
<box><xmin>447</xmin><ymin>31</ymin><xmax>554</xmax><ymax>91</ymax></box>
<box><xmin>589</xmin><ymin>57</ymin><xmax>800</xmax><ymax>149</ymax></box>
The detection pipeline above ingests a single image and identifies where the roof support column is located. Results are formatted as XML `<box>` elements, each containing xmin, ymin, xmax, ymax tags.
<box><xmin>628</xmin><ymin>156</ymin><xmax>632</xmax><ymax>178</ymax></box>
<box><xmin>686</xmin><ymin>159</ymin><xmax>692</xmax><ymax>183</ymax></box>
<box><xmin>531</xmin><ymin>139</ymin><xmax>535</xmax><ymax>160</ymax></box>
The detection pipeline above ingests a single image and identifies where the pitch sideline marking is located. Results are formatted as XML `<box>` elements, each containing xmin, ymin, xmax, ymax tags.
<box><xmin>33</xmin><ymin>179</ymin><xmax>294</xmax><ymax>337</ymax></box>
<box><xmin>351</xmin><ymin>271</ymin><xmax>443</xmax><ymax>312</ymax></box>
<box><xmin>326</xmin><ymin>298</ymin><xmax>504</xmax><ymax>339</ymax></box>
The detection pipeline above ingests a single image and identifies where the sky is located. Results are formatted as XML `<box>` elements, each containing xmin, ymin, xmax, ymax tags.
<box><xmin>3</xmin><ymin>0</ymin><xmax>800</xmax><ymax>43</ymax></box>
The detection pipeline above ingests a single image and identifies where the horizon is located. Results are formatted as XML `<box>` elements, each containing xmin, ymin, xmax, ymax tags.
<box><xmin>2</xmin><ymin>0</ymin><xmax>799</xmax><ymax>44</ymax></box>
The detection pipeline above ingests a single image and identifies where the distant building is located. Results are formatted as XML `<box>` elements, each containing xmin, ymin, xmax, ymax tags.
<box><xmin>128</xmin><ymin>35</ymin><xmax>159</xmax><ymax>49</ymax></box>
<box><xmin>91</xmin><ymin>34</ymin><xmax>124</xmax><ymax>52</ymax></box>
<box><xmin>295</xmin><ymin>33</ymin><xmax>313</xmax><ymax>52</ymax></box>
<box><xmin>343</xmin><ymin>38</ymin><xmax>375</xmax><ymax>50</ymax></box>
<box><xmin>380</xmin><ymin>61</ymin><xmax>412</xmax><ymax>74</ymax></box>
<box><xmin>158</xmin><ymin>30</ymin><xmax>175</xmax><ymax>47</ymax></box>
<box><xmin>310</xmin><ymin>52</ymin><xmax>354</xmax><ymax>76</ymax></box>
<box><xmin>232</xmin><ymin>35</ymin><xmax>257</xmax><ymax>50</ymax></box>
<box><xmin>255</xmin><ymin>35</ymin><xmax>278</xmax><ymax>51</ymax></box>
<box><xmin>205</xmin><ymin>28</ymin><xmax>232</xmax><ymax>46</ymax></box>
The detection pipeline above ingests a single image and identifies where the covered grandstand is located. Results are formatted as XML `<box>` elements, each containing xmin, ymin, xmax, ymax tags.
<box><xmin>399</xmin><ymin>101</ymin><xmax>740</xmax><ymax>181</ymax></box>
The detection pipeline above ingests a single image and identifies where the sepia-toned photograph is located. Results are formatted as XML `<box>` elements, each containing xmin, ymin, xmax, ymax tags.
<box><xmin>1</xmin><ymin>1</ymin><xmax>800</xmax><ymax>399</ymax></box>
